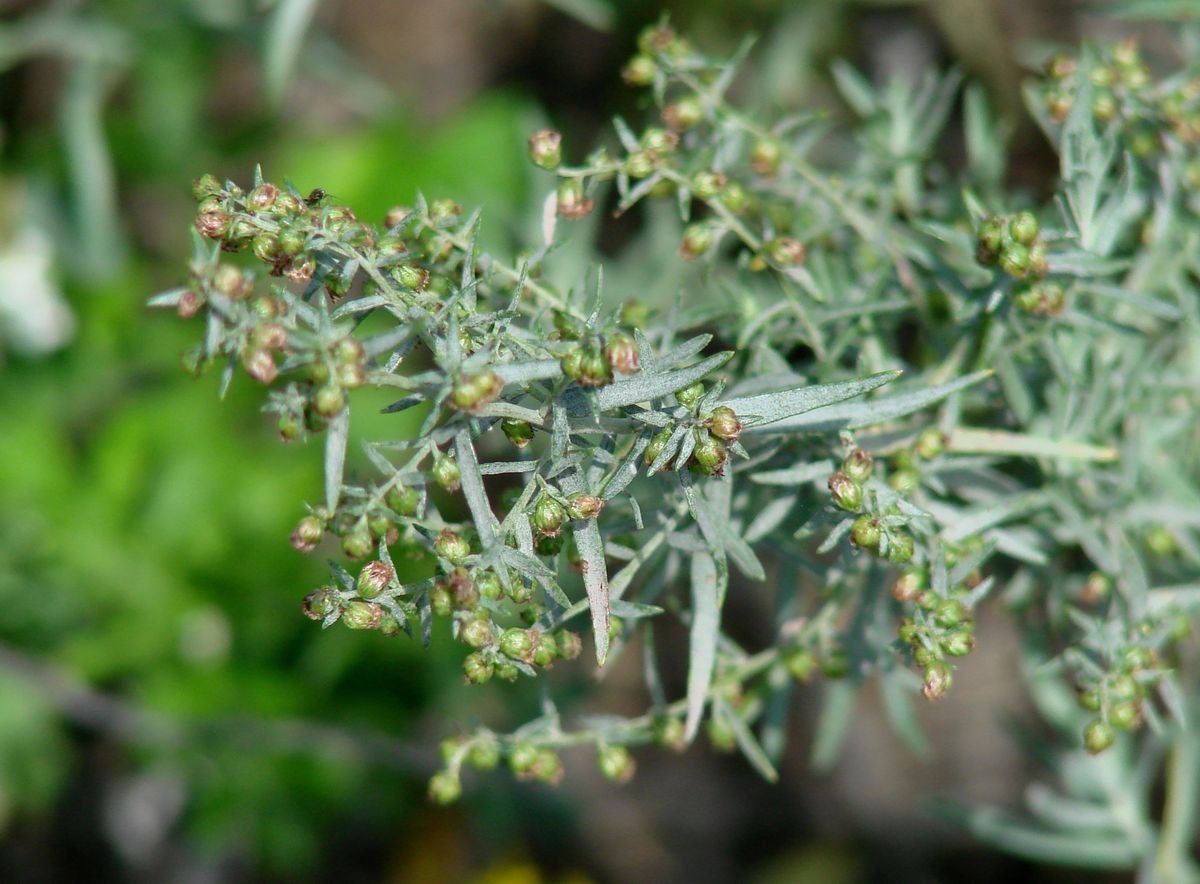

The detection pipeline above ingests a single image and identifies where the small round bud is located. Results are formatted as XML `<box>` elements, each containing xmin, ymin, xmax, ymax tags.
<box><xmin>528</xmin><ymin>129</ymin><xmax>563</xmax><ymax>171</ymax></box>
<box><xmin>378</xmin><ymin>614</ymin><xmax>403</xmax><ymax>637</ymax></box>
<box><xmin>850</xmin><ymin>515</ymin><xmax>882</xmax><ymax>550</ymax></box>
<box><xmin>386</xmin><ymin>485</ymin><xmax>420</xmax><ymax>517</ymax></box>
<box><xmin>1027</xmin><ymin>241</ymin><xmax>1048</xmax><ymax>277</ymax></box>
<box><xmin>195</xmin><ymin>210</ymin><xmax>230</xmax><ymax>239</ymax></box>
<box><xmin>313</xmin><ymin>384</ymin><xmax>346</xmax><ymax>417</ymax></box>
<box><xmin>915</xmin><ymin>428</ymin><xmax>947</xmax><ymax>459</ymax></box>
<box><xmin>450</xmin><ymin>370</ymin><xmax>503</xmax><ymax>412</ymax></box>
<box><xmin>431</xmin><ymin>585</ymin><xmax>453</xmax><ymax>617</ymax></box>
<box><xmin>783</xmin><ymin>647</ymin><xmax>816</xmax><ymax>682</ymax></box>
<box><xmin>477</xmin><ymin>570</ymin><xmax>502</xmax><ymax>601</ymax></box>
<box><xmin>888</xmin><ymin>468</ymin><xmax>920</xmax><ymax>494</ymax></box>
<box><xmin>567</xmin><ymin>494</ymin><xmax>604</xmax><ymax>521</ymax></box>
<box><xmin>531</xmin><ymin>632</ymin><xmax>558</xmax><ymax>667</ymax></box>
<box><xmin>434</xmin><ymin>529</ymin><xmax>471</xmax><ymax>564</ymax></box>
<box><xmin>676</xmin><ymin>381</ymin><xmax>705</xmax><ymax>410</ymax></box>
<box><xmin>750</xmin><ymin>138</ymin><xmax>782</xmax><ymax>176</ymax></box>
<box><xmin>842</xmin><ymin>449</ymin><xmax>873</xmax><ymax>483</ymax></box>
<box><xmin>249</xmin><ymin>183</ymin><xmax>280</xmax><ymax>211</ymax></box>
<box><xmin>467</xmin><ymin>738</ymin><xmax>500</xmax><ymax>769</ymax></box>
<box><xmin>1078</xmin><ymin>687</ymin><xmax>1102</xmax><ymax>712</ymax></box>
<box><xmin>460</xmin><ymin>618</ymin><xmax>494</xmax><ymax>649</ymax></box>
<box><xmin>501</xmin><ymin>418</ymin><xmax>535</xmax><ymax>448</ymax></box>
<box><xmin>662</xmin><ymin>96</ymin><xmax>703</xmax><ymax>131</ymax></box>
<box><xmin>886</xmin><ymin>532</ymin><xmax>915</xmax><ymax>564</ymax></box>
<box><xmin>342</xmin><ymin>600</ymin><xmax>383</xmax><ymax>630</ymax></box>
<box><xmin>654</xmin><ymin>716</ymin><xmax>687</xmax><ymax>751</ymax></box>
<box><xmin>721</xmin><ymin>181</ymin><xmax>749</xmax><ymax>214</ymax></box>
<box><xmin>1109</xmin><ymin>673</ymin><xmax>1141</xmax><ymax>703</ymax></box>
<box><xmin>691</xmin><ymin>432</ymin><xmax>728</xmax><ymax>477</ymax></box>
<box><xmin>499</xmin><ymin>627</ymin><xmax>534</xmax><ymax>661</ymax></box>
<box><xmin>605</xmin><ymin>333</ymin><xmax>639</xmax><ymax>374</ymax></box>
<box><xmin>828</xmin><ymin>471</ymin><xmax>863</xmax><ymax>512</ymax></box>
<box><xmin>707</xmin><ymin>406</ymin><xmax>742</xmax><ymax>442</ymax></box>
<box><xmin>999</xmin><ymin>242</ymin><xmax>1031</xmax><ymax>278</ymax></box>
<box><xmin>302</xmin><ymin>586</ymin><xmax>339</xmax><ymax>620</ymax></box>
<box><xmin>622</xmin><ymin>54</ymin><xmax>657</xmax><ymax>87</ymax></box>
<box><xmin>933</xmin><ymin>598</ymin><xmax>967</xmax><ymax>629</ymax></box>
<box><xmin>192</xmin><ymin>173</ymin><xmax>222</xmax><ymax>201</ymax></box>
<box><xmin>447</xmin><ymin>568</ymin><xmax>479</xmax><ymax>610</ymax></box>
<box><xmin>1109</xmin><ymin>701</ymin><xmax>1140</xmax><ymax>731</ymax></box>
<box><xmin>556</xmin><ymin>179</ymin><xmax>595</xmax><ymax>219</ymax></box>
<box><xmin>1084</xmin><ymin>719</ymin><xmax>1116</xmax><ymax>754</ymax></box>
<box><xmin>432</xmin><ymin>454</ymin><xmax>461</xmax><ymax>492</ymax></box>
<box><xmin>679</xmin><ymin>222</ymin><xmax>715</xmax><ymax>260</ymax></box>
<box><xmin>645</xmin><ymin>428</ymin><xmax>673</xmax><ymax>467</ymax></box>
<box><xmin>691</xmin><ymin>170</ymin><xmax>726</xmax><ymax>199</ymax></box>
<box><xmin>942</xmin><ymin>630</ymin><xmax>975</xmax><ymax>658</ymax></box>
<box><xmin>707</xmin><ymin>715</ymin><xmax>737</xmax><ymax>752</ymax></box>
<box><xmin>765</xmin><ymin>237</ymin><xmax>806</xmax><ymax>267</ymax></box>
<box><xmin>922</xmin><ymin>661</ymin><xmax>953</xmax><ymax>701</ymax></box>
<box><xmin>290</xmin><ymin>515</ymin><xmax>324</xmax><ymax>553</ymax></box>
<box><xmin>1121</xmin><ymin>646</ymin><xmax>1154</xmax><ymax>672</ymax></box>
<box><xmin>342</xmin><ymin>526</ymin><xmax>374</xmax><ymax>560</ymax></box>
<box><xmin>597</xmin><ymin>745</ymin><xmax>636</xmax><ymax>783</ymax></box>
<box><xmin>357</xmin><ymin>560</ymin><xmax>395</xmax><ymax>599</ymax></box>
<box><xmin>557</xmin><ymin>631</ymin><xmax>582</xmax><ymax>660</ymax></box>
<box><xmin>624</xmin><ymin>150</ymin><xmax>658</xmax><ymax>180</ymax></box>
<box><xmin>1009</xmin><ymin>211</ymin><xmax>1039</xmax><ymax>246</ymax></box>
<box><xmin>530</xmin><ymin>749</ymin><xmax>563</xmax><ymax>785</ymax></box>
<box><xmin>427</xmin><ymin>771</ymin><xmax>461</xmax><ymax>805</ymax></box>
<box><xmin>242</xmin><ymin>349</ymin><xmax>278</xmax><ymax>385</ymax></box>
<box><xmin>640</xmin><ymin>127</ymin><xmax>678</xmax><ymax>155</ymax></box>
<box><xmin>532</xmin><ymin>496</ymin><xmax>568</xmax><ymax>538</ymax></box>
<box><xmin>251</xmin><ymin>323</ymin><xmax>288</xmax><ymax>351</ymax></box>
<box><xmin>508</xmin><ymin>743</ymin><xmax>539</xmax><ymax>775</ymax></box>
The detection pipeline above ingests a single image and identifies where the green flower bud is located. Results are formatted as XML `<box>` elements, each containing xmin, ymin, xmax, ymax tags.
<box><xmin>213</xmin><ymin>264</ymin><xmax>250</xmax><ymax>300</ymax></box>
<box><xmin>1145</xmin><ymin>524</ymin><xmax>1178</xmax><ymax>557</ymax></box>
<box><xmin>1109</xmin><ymin>701</ymin><xmax>1140</xmax><ymax>731</ymax></box>
<box><xmin>942</xmin><ymin>629</ymin><xmax>975</xmax><ymax>657</ymax></box>
<box><xmin>783</xmin><ymin>647</ymin><xmax>816</xmax><ymax>682</ymax></box>
<box><xmin>645</xmin><ymin>428</ymin><xmax>674</xmax><ymax>467</ymax></box>
<box><xmin>922</xmin><ymin>661</ymin><xmax>953</xmax><ymax>700</ymax></box>
<box><xmin>528</xmin><ymin>129</ymin><xmax>563</xmax><ymax>170</ymax></box>
<box><xmin>679</xmin><ymin>222</ymin><xmax>715</xmax><ymax>260</ymax></box>
<box><xmin>557</xmin><ymin>630</ymin><xmax>582</xmax><ymax>660</ymax></box>
<box><xmin>313</xmin><ymin>384</ymin><xmax>346</xmax><ymax>417</ymax></box>
<box><xmin>357</xmin><ymin>560</ymin><xmax>395</xmax><ymax>599</ymax></box>
<box><xmin>499</xmin><ymin>627</ymin><xmax>534</xmax><ymax>660</ymax></box>
<box><xmin>622</xmin><ymin>54</ymin><xmax>657</xmax><ymax>87</ymax></box>
<box><xmin>1009</xmin><ymin>211</ymin><xmax>1039</xmax><ymax>246</ymax></box>
<box><xmin>662</xmin><ymin>96</ymin><xmax>703</xmax><ymax>131</ymax></box>
<box><xmin>707</xmin><ymin>406</ymin><xmax>742</xmax><ymax>441</ymax></box>
<box><xmin>976</xmin><ymin>215</ymin><xmax>1006</xmax><ymax>264</ymax></box>
<box><xmin>530</xmin><ymin>749</ymin><xmax>563</xmax><ymax>784</ymax></box>
<box><xmin>892</xmin><ymin>568</ymin><xmax>925</xmax><ymax>602</ymax></box>
<box><xmin>450</xmin><ymin>370</ymin><xmax>504</xmax><ymax>412</ymax></box>
<box><xmin>430</xmin><ymin>585</ymin><xmax>453</xmax><ymax>617</ymax></box>
<box><xmin>597</xmin><ymin>744</ymin><xmax>636</xmax><ymax>782</ymax></box>
<box><xmin>841</xmin><ymin>448</ymin><xmax>873</xmax><ymax>483</ymax></box>
<box><xmin>624</xmin><ymin>149</ymin><xmax>658</xmax><ymax>179</ymax></box>
<box><xmin>914</xmin><ymin>428</ymin><xmax>947</xmax><ymax>459</ymax></box>
<box><xmin>898</xmin><ymin>618</ymin><xmax>919</xmax><ymax>645</ymax></box>
<box><xmin>828</xmin><ymin>471</ymin><xmax>863</xmax><ymax>512</ymax></box>
<box><xmin>508</xmin><ymin>742</ymin><xmax>539</xmax><ymax>775</ymax></box>
<box><xmin>386</xmin><ymin>485</ymin><xmax>420</xmax><ymax>517</ymax></box>
<box><xmin>1110</xmin><ymin>673</ymin><xmax>1141</xmax><ymax>703</ymax></box>
<box><xmin>467</xmin><ymin>738</ymin><xmax>500</xmax><ymax>769</ymax></box>
<box><xmin>460</xmin><ymin>617</ymin><xmax>494</xmax><ymax>649</ymax></box>
<box><xmin>536</xmin><ymin>533</ymin><xmax>564</xmax><ymax>557</ymax></box>
<box><xmin>567</xmin><ymin>494</ymin><xmax>604</xmax><ymax>521</ymax></box>
<box><xmin>428</xmin><ymin>770</ymin><xmax>461</xmax><ymax>804</ymax></box>
<box><xmin>277</xmin><ymin>411</ymin><xmax>301</xmax><ymax>442</ymax></box>
<box><xmin>342</xmin><ymin>526</ymin><xmax>374</xmax><ymax>560</ymax></box>
<box><xmin>677</xmin><ymin>381</ymin><xmax>705</xmax><ymax>410</ymax></box>
<box><xmin>765</xmin><ymin>237</ymin><xmax>806</xmax><ymax>267</ymax></box>
<box><xmin>434</xmin><ymin>529</ymin><xmax>471</xmax><ymax>564</ymax></box>
<box><xmin>691</xmin><ymin>170</ymin><xmax>727</xmax><ymax>199</ymax></box>
<box><xmin>1078</xmin><ymin>687</ymin><xmax>1101</xmax><ymax>711</ymax></box>
<box><xmin>850</xmin><ymin>515</ymin><xmax>882</xmax><ymax>551</ymax></box>
<box><xmin>605</xmin><ymin>333</ymin><xmax>639</xmax><ymax>375</ymax></box>
<box><xmin>195</xmin><ymin>210</ymin><xmax>230</xmax><ymax>240</ymax></box>
<box><xmin>654</xmin><ymin>716</ymin><xmax>686</xmax><ymax>751</ymax></box>
<box><xmin>1027</xmin><ymin>240</ymin><xmax>1048</xmax><ymax>277</ymax></box>
<box><xmin>1084</xmin><ymin>719</ymin><xmax>1116</xmax><ymax>754</ymax></box>
<box><xmin>501</xmin><ymin>418</ymin><xmax>535</xmax><ymax>448</ymax></box>
<box><xmin>532</xmin><ymin>496</ymin><xmax>568</xmax><ymax>537</ymax></box>
<box><xmin>750</xmin><ymin>138</ymin><xmax>782</xmax><ymax>176</ymax></box>
<box><xmin>1121</xmin><ymin>646</ymin><xmax>1155</xmax><ymax>672</ymax></box>
<box><xmin>432</xmin><ymin>454</ymin><xmax>461</xmax><ymax>493</ymax></box>
<box><xmin>691</xmin><ymin>432</ymin><xmax>728</xmax><ymax>477</ymax></box>
<box><xmin>477</xmin><ymin>570</ymin><xmax>502</xmax><ymax>601</ymax></box>
<box><xmin>721</xmin><ymin>181</ymin><xmax>749</xmax><ymax>214</ymax></box>
<box><xmin>290</xmin><ymin>515</ymin><xmax>324</xmax><ymax>553</ymax></box>
<box><xmin>302</xmin><ymin>586</ymin><xmax>340</xmax><ymax>620</ymax></box>
<box><xmin>556</xmin><ymin>179</ymin><xmax>594</xmax><ymax>219</ymax></box>
<box><xmin>999</xmin><ymin>242</ymin><xmax>1031</xmax><ymax>278</ymax></box>
<box><xmin>888</xmin><ymin>468</ymin><xmax>920</xmax><ymax>494</ymax></box>
<box><xmin>342</xmin><ymin>600</ymin><xmax>383</xmax><ymax>630</ymax></box>
<box><xmin>707</xmin><ymin>714</ymin><xmax>737</xmax><ymax>752</ymax></box>
<box><xmin>934</xmin><ymin>598</ymin><xmax>967</xmax><ymax>629</ymax></box>
<box><xmin>192</xmin><ymin>173</ymin><xmax>222</xmax><ymax>201</ymax></box>
<box><xmin>640</xmin><ymin>127</ymin><xmax>679</xmax><ymax>155</ymax></box>
<box><xmin>886</xmin><ymin>532</ymin><xmax>915</xmax><ymax>564</ymax></box>
<box><xmin>446</xmin><ymin>568</ymin><xmax>479</xmax><ymax>611</ymax></box>
<box><xmin>531</xmin><ymin>632</ymin><xmax>558</xmax><ymax>667</ymax></box>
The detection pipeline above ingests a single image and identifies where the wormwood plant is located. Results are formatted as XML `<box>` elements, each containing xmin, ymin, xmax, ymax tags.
<box><xmin>153</xmin><ymin>20</ymin><xmax>1200</xmax><ymax>875</ymax></box>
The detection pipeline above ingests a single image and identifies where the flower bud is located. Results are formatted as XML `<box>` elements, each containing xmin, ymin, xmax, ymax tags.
<box><xmin>597</xmin><ymin>745</ymin><xmax>636</xmax><ymax>783</ymax></box>
<box><xmin>766</xmin><ymin>237</ymin><xmax>806</xmax><ymax>267</ymax></box>
<box><xmin>532</xmin><ymin>496</ymin><xmax>568</xmax><ymax>537</ymax></box>
<box><xmin>999</xmin><ymin>242</ymin><xmax>1030</xmax><ymax>278</ymax></box>
<box><xmin>251</xmin><ymin>323</ymin><xmax>288</xmax><ymax>351</ymax></box>
<box><xmin>568</xmin><ymin>494</ymin><xmax>604</xmax><ymax>521</ymax></box>
<box><xmin>386</xmin><ymin>485</ymin><xmax>420</xmax><ymax>517</ymax></box>
<box><xmin>342</xmin><ymin>526</ymin><xmax>374</xmax><ymax>560</ymax></box>
<box><xmin>837</xmin><ymin>449</ymin><xmax>871</xmax><ymax>484</ymax></box>
<box><xmin>691</xmin><ymin>170</ymin><xmax>726</xmax><ymax>199</ymax></box>
<box><xmin>357</xmin><ymin>560</ymin><xmax>395</xmax><ymax>599</ymax></box>
<box><xmin>302</xmin><ymin>586</ymin><xmax>339</xmax><ymax>620</ymax></box>
<box><xmin>922</xmin><ymin>661</ymin><xmax>953</xmax><ymax>700</ymax></box>
<box><xmin>477</xmin><ymin>570</ymin><xmax>502</xmax><ymax>601</ymax></box>
<box><xmin>1084</xmin><ymin>719</ymin><xmax>1116</xmax><ymax>754</ymax></box>
<box><xmin>249</xmin><ymin>183</ymin><xmax>280</xmax><ymax>211</ymax></box>
<box><xmin>915</xmin><ymin>428</ymin><xmax>947</xmax><ymax>459</ymax></box>
<box><xmin>662</xmin><ymin>96</ymin><xmax>703</xmax><ymax>131</ymax></box>
<box><xmin>1109</xmin><ymin>701</ymin><xmax>1140</xmax><ymax>731</ymax></box>
<box><xmin>528</xmin><ymin>129</ymin><xmax>563</xmax><ymax>171</ymax></box>
<box><xmin>605</xmin><ymin>333</ymin><xmax>639</xmax><ymax>374</ymax></box>
<box><xmin>691</xmin><ymin>432</ymin><xmax>728</xmax><ymax>477</ymax></box>
<box><xmin>240</xmin><ymin>349</ymin><xmax>277</xmax><ymax>385</ymax></box>
<box><xmin>654</xmin><ymin>715</ymin><xmax>686</xmax><ymax>750</ymax></box>
<box><xmin>284</xmin><ymin>256</ymin><xmax>316</xmax><ymax>282</ymax></box>
<box><xmin>645</xmin><ymin>428</ymin><xmax>673</xmax><ymax>467</ymax></box>
<box><xmin>721</xmin><ymin>181</ymin><xmax>749</xmax><ymax>214</ymax></box>
<box><xmin>892</xmin><ymin>568</ymin><xmax>925</xmax><ymax>602</ymax></box>
<box><xmin>530</xmin><ymin>749</ymin><xmax>564</xmax><ymax>784</ymax></box>
<box><xmin>195</xmin><ymin>210</ymin><xmax>230</xmax><ymax>239</ymax></box>
<box><xmin>427</xmin><ymin>771</ymin><xmax>461</xmax><ymax>805</ymax></box>
<box><xmin>622</xmin><ymin>54</ymin><xmax>657</xmax><ymax>86</ymax></box>
<box><xmin>1121</xmin><ymin>646</ymin><xmax>1154</xmax><ymax>672</ymax></box>
<box><xmin>536</xmin><ymin>533</ymin><xmax>564</xmax><ymax>557</ymax></box>
<box><xmin>291</xmin><ymin>515</ymin><xmax>324</xmax><ymax>552</ymax></box>
<box><xmin>750</xmin><ymin>138</ymin><xmax>782</xmax><ymax>176</ymax></box>
<box><xmin>676</xmin><ymin>381</ymin><xmax>705</xmax><ymax>410</ymax></box>
<box><xmin>783</xmin><ymin>647</ymin><xmax>816</xmax><ymax>682</ymax></box>
<box><xmin>886</xmin><ymin>531</ymin><xmax>915</xmax><ymax>564</ymax></box>
<box><xmin>342</xmin><ymin>600</ymin><xmax>383</xmax><ymax>630</ymax></box>
<box><xmin>192</xmin><ymin>173</ymin><xmax>222</xmax><ymax>201</ymax></box>
<box><xmin>1009</xmin><ymin>211</ymin><xmax>1039</xmax><ymax>246</ymax></box>
<box><xmin>556</xmin><ymin>179</ymin><xmax>595</xmax><ymax>219</ymax></box>
<box><xmin>432</xmin><ymin>454</ymin><xmax>461</xmax><ymax>492</ymax></box>
<box><xmin>942</xmin><ymin>629</ymin><xmax>975</xmax><ymax>657</ymax></box>
<box><xmin>828</xmin><ymin>471</ymin><xmax>863</xmax><ymax>512</ymax></box>
<box><xmin>532</xmin><ymin>632</ymin><xmax>558</xmax><ymax>667</ymax></box>
<box><xmin>460</xmin><ymin>617</ymin><xmax>494</xmax><ymax>649</ymax></box>
<box><xmin>501</xmin><ymin>418</ymin><xmax>535</xmax><ymax>448</ymax></box>
<box><xmin>434</xmin><ymin>529</ymin><xmax>471</xmax><ymax>564</ymax></box>
<box><xmin>850</xmin><ymin>515</ymin><xmax>881</xmax><ymax>550</ymax></box>
<box><xmin>679</xmin><ymin>222</ymin><xmax>715</xmax><ymax>260</ymax></box>
<box><xmin>1078</xmin><ymin>687</ymin><xmax>1101</xmax><ymax>711</ymax></box>
<box><xmin>466</xmin><ymin>738</ymin><xmax>500</xmax><ymax>769</ymax></box>
<box><xmin>313</xmin><ymin>384</ymin><xmax>346</xmax><ymax>417</ymax></box>
<box><xmin>707</xmin><ymin>406</ymin><xmax>742</xmax><ymax>442</ymax></box>
<box><xmin>888</xmin><ymin>468</ymin><xmax>919</xmax><ymax>494</ymax></box>
<box><xmin>499</xmin><ymin>627</ymin><xmax>535</xmax><ymax>660</ymax></box>
<box><xmin>430</xmin><ymin>585</ymin><xmax>453</xmax><ymax>617</ymax></box>
<box><xmin>557</xmin><ymin>630</ymin><xmax>582</xmax><ymax>660</ymax></box>
<box><xmin>933</xmin><ymin>598</ymin><xmax>966</xmax><ymax>628</ymax></box>
<box><xmin>447</xmin><ymin>567</ymin><xmax>479</xmax><ymax>610</ymax></box>
<box><xmin>625</xmin><ymin>149</ymin><xmax>657</xmax><ymax>179</ymax></box>
<box><xmin>451</xmin><ymin>370</ymin><xmax>504</xmax><ymax>412</ymax></box>
<box><xmin>176</xmin><ymin>289</ymin><xmax>203</xmax><ymax>319</ymax></box>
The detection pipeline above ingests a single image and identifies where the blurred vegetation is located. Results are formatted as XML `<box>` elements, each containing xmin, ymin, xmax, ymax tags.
<box><xmin>0</xmin><ymin>0</ymin><xmax>1169</xmax><ymax>881</ymax></box>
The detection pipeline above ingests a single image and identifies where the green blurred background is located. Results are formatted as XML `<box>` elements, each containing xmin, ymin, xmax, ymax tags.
<box><xmin>0</xmin><ymin>0</ymin><xmax>1151</xmax><ymax>881</ymax></box>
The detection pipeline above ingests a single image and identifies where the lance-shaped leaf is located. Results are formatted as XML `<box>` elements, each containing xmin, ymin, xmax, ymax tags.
<box><xmin>726</xmin><ymin>369</ymin><xmax>899</xmax><ymax>430</ymax></box>
<box><xmin>561</xmin><ymin>470</ymin><xmax>611</xmax><ymax>664</ymax></box>
<box><xmin>454</xmin><ymin>430</ymin><xmax>499</xmax><ymax>546</ymax></box>
<box><xmin>754</xmin><ymin>370</ymin><xmax>992</xmax><ymax>434</ymax></box>
<box><xmin>595</xmin><ymin>351</ymin><xmax>733</xmax><ymax>410</ymax></box>
<box><xmin>684</xmin><ymin>550</ymin><xmax>721</xmax><ymax>742</ymax></box>
<box><xmin>324</xmin><ymin>406</ymin><xmax>350</xmax><ymax>513</ymax></box>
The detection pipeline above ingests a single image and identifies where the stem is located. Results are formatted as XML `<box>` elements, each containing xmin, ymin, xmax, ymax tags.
<box><xmin>1154</xmin><ymin>726</ymin><xmax>1200</xmax><ymax>883</ymax></box>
